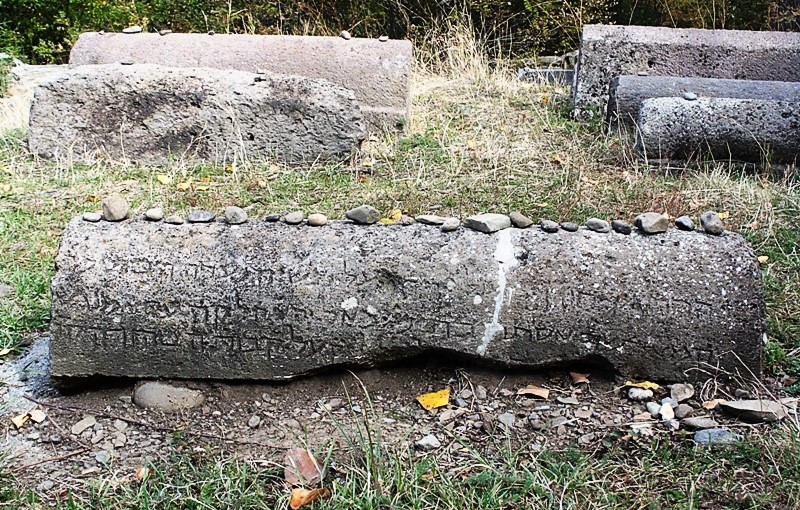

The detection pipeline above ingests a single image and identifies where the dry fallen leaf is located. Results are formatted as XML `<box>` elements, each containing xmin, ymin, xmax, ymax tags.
<box><xmin>416</xmin><ymin>389</ymin><xmax>450</xmax><ymax>410</ymax></box>
<box><xmin>625</xmin><ymin>380</ymin><xmax>661</xmax><ymax>390</ymax></box>
<box><xmin>389</xmin><ymin>209</ymin><xmax>402</xmax><ymax>222</ymax></box>
<box><xmin>362</xmin><ymin>159</ymin><xmax>374</xmax><ymax>168</ymax></box>
<box><xmin>284</xmin><ymin>448</ymin><xmax>322</xmax><ymax>487</ymax></box>
<box><xmin>156</xmin><ymin>174</ymin><xmax>172</xmax><ymax>185</ymax></box>
<box><xmin>702</xmin><ymin>399</ymin><xmax>725</xmax><ymax>410</ymax></box>
<box><xmin>467</xmin><ymin>140</ymin><xmax>477</xmax><ymax>150</ymax></box>
<box><xmin>0</xmin><ymin>347</ymin><xmax>11</xmax><ymax>357</ymax></box>
<box><xmin>257</xmin><ymin>179</ymin><xmax>267</xmax><ymax>188</ymax></box>
<box><xmin>86</xmin><ymin>194</ymin><xmax>101</xmax><ymax>202</ymax></box>
<box><xmin>758</xmin><ymin>255</ymin><xmax>769</xmax><ymax>264</ymax></box>
<box><xmin>11</xmin><ymin>414</ymin><xmax>29</xmax><ymax>429</ymax></box>
<box><xmin>194</xmin><ymin>184</ymin><xmax>210</xmax><ymax>191</ymax></box>
<box><xmin>570</xmin><ymin>372</ymin><xmax>590</xmax><ymax>385</ymax></box>
<box><xmin>135</xmin><ymin>466</ymin><xmax>149</xmax><ymax>482</ymax></box>
<box><xmin>176</xmin><ymin>181</ymin><xmax>191</xmax><ymax>191</ymax></box>
<box><xmin>0</xmin><ymin>183</ymin><xmax>11</xmax><ymax>193</ymax></box>
<box><xmin>28</xmin><ymin>409</ymin><xmax>47</xmax><ymax>423</ymax></box>
<box><xmin>378</xmin><ymin>218</ymin><xmax>395</xmax><ymax>224</ymax></box>
<box><xmin>516</xmin><ymin>385</ymin><xmax>550</xmax><ymax>400</ymax></box>
<box><xmin>718</xmin><ymin>211</ymin><xmax>730</xmax><ymax>220</ymax></box>
<box><xmin>289</xmin><ymin>487</ymin><xmax>331</xmax><ymax>510</ymax></box>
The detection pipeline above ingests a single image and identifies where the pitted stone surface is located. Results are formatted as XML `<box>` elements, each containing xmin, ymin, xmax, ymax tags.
<box><xmin>28</xmin><ymin>64</ymin><xmax>365</xmax><ymax>166</ymax></box>
<box><xmin>635</xmin><ymin>97</ymin><xmax>800</xmax><ymax>164</ymax></box>
<box><xmin>69</xmin><ymin>32</ymin><xmax>411</xmax><ymax>131</ymax></box>
<box><xmin>574</xmin><ymin>25</ymin><xmax>800</xmax><ymax>116</ymax></box>
<box><xmin>608</xmin><ymin>76</ymin><xmax>800</xmax><ymax>128</ymax></box>
<box><xmin>50</xmin><ymin>218</ymin><xmax>765</xmax><ymax>382</ymax></box>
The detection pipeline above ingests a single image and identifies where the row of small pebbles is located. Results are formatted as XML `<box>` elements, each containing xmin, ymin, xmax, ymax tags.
<box><xmin>82</xmin><ymin>198</ymin><xmax>727</xmax><ymax>236</ymax></box>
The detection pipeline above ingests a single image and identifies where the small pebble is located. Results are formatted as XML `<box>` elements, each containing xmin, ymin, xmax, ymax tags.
<box><xmin>636</xmin><ymin>71</ymin><xmax>649</xmax><ymax>76</ymax></box>
<box><xmin>307</xmin><ymin>213</ymin><xmax>328</xmax><ymax>227</ymax></box>
<box><xmin>265</xmin><ymin>213</ymin><xmax>281</xmax><ymax>222</ymax></box>
<box><xmin>675</xmin><ymin>215</ymin><xmax>694</xmax><ymax>231</ymax></box>
<box><xmin>83</xmin><ymin>212</ymin><xmax>102</xmax><ymax>222</ymax></box>
<box><xmin>95</xmin><ymin>451</ymin><xmax>111</xmax><ymax>464</ymax></box>
<box><xmin>700</xmin><ymin>211</ymin><xmax>725</xmax><ymax>235</ymax></box>
<box><xmin>560</xmin><ymin>222</ymin><xmax>579</xmax><ymax>232</ymax></box>
<box><xmin>346</xmin><ymin>205</ymin><xmax>381</xmax><ymax>225</ymax></box>
<box><xmin>159</xmin><ymin>29</ymin><xmax>172</xmax><ymax>36</ymax></box>
<box><xmin>498</xmin><ymin>412</ymin><xmax>516</xmax><ymax>428</ymax></box>
<box><xmin>611</xmin><ymin>219</ymin><xmax>632</xmax><ymax>235</ymax></box>
<box><xmin>628</xmin><ymin>388</ymin><xmax>653</xmax><ymax>401</ymax></box>
<box><xmin>674</xmin><ymin>404</ymin><xmax>694</xmax><ymax>420</ymax></box>
<box><xmin>694</xmin><ymin>428</ymin><xmax>741</xmax><ymax>445</ymax></box>
<box><xmin>284</xmin><ymin>211</ymin><xmax>305</xmax><ymax>225</ymax></box>
<box><xmin>247</xmin><ymin>415</ymin><xmax>261</xmax><ymax>428</ymax></box>
<box><xmin>145</xmin><ymin>207</ymin><xmax>164</xmax><ymax>221</ymax></box>
<box><xmin>670</xmin><ymin>383</ymin><xmax>695</xmax><ymax>402</ymax></box>
<box><xmin>509</xmin><ymin>211</ymin><xmax>534</xmax><ymax>229</ymax></box>
<box><xmin>122</xmin><ymin>25</ymin><xmax>142</xmax><ymax>34</ymax></box>
<box><xmin>682</xmin><ymin>91</ymin><xmax>698</xmax><ymax>101</ymax></box>
<box><xmin>224</xmin><ymin>206</ymin><xmax>248</xmax><ymax>225</ymax></box>
<box><xmin>340</xmin><ymin>30</ymin><xmax>352</xmax><ymax>40</ymax></box>
<box><xmin>187</xmin><ymin>210</ymin><xmax>215</xmax><ymax>223</ymax></box>
<box><xmin>415</xmin><ymin>214</ymin><xmax>447</xmax><ymax>225</ymax></box>
<box><xmin>400</xmin><ymin>215</ymin><xmax>416</xmax><ymax>225</ymax></box>
<box><xmin>682</xmin><ymin>417</ymin><xmax>719</xmax><ymax>430</ymax></box>
<box><xmin>416</xmin><ymin>434</ymin><xmax>441</xmax><ymax>451</ymax></box>
<box><xmin>120</xmin><ymin>60</ymin><xmax>134</xmax><ymax>65</ymax></box>
<box><xmin>101</xmin><ymin>195</ymin><xmax>129</xmax><ymax>222</ymax></box>
<box><xmin>586</xmin><ymin>218</ymin><xmax>610</xmax><ymax>233</ymax></box>
<box><xmin>440</xmin><ymin>217</ymin><xmax>460</xmax><ymax>232</ymax></box>
<box><xmin>208</xmin><ymin>30</ymin><xmax>215</xmax><ymax>35</ymax></box>
<box><xmin>378</xmin><ymin>35</ymin><xmax>389</xmax><ymax>42</ymax></box>
<box><xmin>659</xmin><ymin>403</ymin><xmax>675</xmax><ymax>420</ymax></box>
<box><xmin>646</xmin><ymin>402</ymin><xmax>661</xmax><ymax>416</ymax></box>
<box><xmin>634</xmin><ymin>212</ymin><xmax>670</xmax><ymax>234</ymax></box>
<box><xmin>540</xmin><ymin>219</ymin><xmax>559</xmax><ymax>233</ymax></box>
<box><xmin>164</xmin><ymin>215</ymin><xmax>184</xmax><ymax>225</ymax></box>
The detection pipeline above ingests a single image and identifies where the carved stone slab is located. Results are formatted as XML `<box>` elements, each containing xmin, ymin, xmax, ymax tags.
<box><xmin>69</xmin><ymin>32</ymin><xmax>412</xmax><ymax>132</ymax></box>
<box><xmin>28</xmin><ymin>64</ymin><xmax>365</xmax><ymax>166</ymax></box>
<box><xmin>50</xmin><ymin>218</ymin><xmax>766</xmax><ymax>381</ymax></box>
<box><xmin>574</xmin><ymin>24</ymin><xmax>800</xmax><ymax>117</ymax></box>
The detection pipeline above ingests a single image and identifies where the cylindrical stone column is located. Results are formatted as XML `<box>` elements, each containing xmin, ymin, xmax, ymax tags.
<box><xmin>50</xmin><ymin>217</ymin><xmax>766</xmax><ymax>382</ymax></box>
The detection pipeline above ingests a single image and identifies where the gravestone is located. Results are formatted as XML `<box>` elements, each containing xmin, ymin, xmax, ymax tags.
<box><xmin>573</xmin><ymin>25</ymin><xmax>800</xmax><ymax>117</ymax></box>
<box><xmin>28</xmin><ymin>64</ymin><xmax>364</xmax><ymax>165</ymax></box>
<box><xmin>50</xmin><ymin>217</ymin><xmax>766</xmax><ymax>382</ymax></box>
<box><xmin>69</xmin><ymin>32</ymin><xmax>412</xmax><ymax>132</ymax></box>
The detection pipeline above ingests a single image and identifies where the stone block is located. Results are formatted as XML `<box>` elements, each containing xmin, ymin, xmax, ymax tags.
<box><xmin>69</xmin><ymin>32</ymin><xmax>412</xmax><ymax>132</ymax></box>
<box><xmin>517</xmin><ymin>68</ymin><xmax>575</xmax><ymax>86</ymax></box>
<box><xmin>635</xmin><ymin>97</ymin><xmax>800</xmax><ymax>164</ymax></box>
<box><xmin>50</xmin><ymin>217</ymin><xmax>766</xmax><ymax>382</ymax></box>
<box><xmin>609</xmin><ymin>75</ymin><xmax>800</xmax><ymax>128</ymax></box>
<box><xmin>28</xmin><ymin>64</ymin><xmax>365</xmax><ymax>166</ymax></box>
<box><xmin>574</xmin><ymin>24</ymin><xmax>800</xmax><ymax>117</ymax></box>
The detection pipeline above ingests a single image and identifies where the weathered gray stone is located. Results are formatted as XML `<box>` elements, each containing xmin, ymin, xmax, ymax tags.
<box><xmin>517</xmin><ymin>68</ymin><xmax>574</xmax><ymax>86</ymax></box>
<box><xmin>164</xmin><ymin>215</ymin><xmax>184</xmax><ymax>225</ymax></box>
<box><xmin>50</xmin><ymin>218</ymin><xmax>765</xmax><ymax>382</ymax></box>
<box><xmin>187</xmin><ymin>210</ymin><xmax>215</xmax><ymax>223</ymax></box>
<box><xmin>265</xmin><ymin>214</ymin><xmax>281</xmax><ymax>222</ymax></box>
<box><xmin>608</xmin><ymin>76</ymin><xmax>800</xmax><ymax>128</ymax></box>
<box><xmin>682</xmin><ymin>417</ymin><xmax>718</xmax><ymax>430</ymax></box>
<box><xmin>145</xmin><ymin>208</ymin><xmax>164</xmax><ymax>222</ymax></box>
<box><xmin>540</xmin><ymin>220</ymin><xmax>560</xmax><ymax>233</ymax></box>
<box><xmin>694</xmin><ymin>428</ymin><xmax>741</xmax><ymax>445</ymax></box>
<box><xmin>635</xmin><ymin>97</ymin><xmax>800</xmax><ymax>164</ymax></box>
<box><xmin>464</xmin><ymin>213</ymin><xmax>511</xmax><ymax>233</ymax></box>
<box><xmin>670</xmin><ymin>383</ymin><xmax>695</xmax><ymax>402</ymax></box>
<box><xmin>346</xmin><ymin>205</ymin><xmax>381</xmax><ymax>225</ymax></box>
<box><xmin>224</xmin><ymin>206</ymin><xmax>247</xmax><ymax>225</ymax></box>
<box><xmin>560</xmin><ymin>222</ymin><xmax>579</xmax><ymax>232</ymax></box>
<box><xmin>585</xmin><ymin>218</ymin><xmax>610</xmax><ymax>233</ymax></box>
<box><xmin>28</xmin><ymin>64</ymin><xmax>365</xmax><ymax>166</ymax></box>
<box><xmin>574</xmin><ymin>24</ymin><xmax>800</xmax><ymax>116</ymax></box>
<box><xmin>611</xmin><ymin>220</ymin><xmax>632</xmax><ymax>235</ymax></box>
<box><xmin>634</xmin><ymin>212</ymin><xmax>669</xmax><ymax>234</ymax></box>
<box><xmin>69</xmin><ymin>32</ymin><xmax>411</xmax><ymax>131</ymax></box>
<box><xmin>440</xmin><ymin>217</ymin><xmax>461</xmax><ymax>232</ymax></box>
<box><xmin>675</xmin><ymin>216</ymin><xmax>694</xmax><ymax>231</ymax></box>
<box><xmin>720</xmin><ymin>399</ymin><xmax>787</xmax><ymax>423</ymax></box>
<box><xmin>284</xmin><ymin>211</ymin><xmax>305</xmax><ymax>225</ymax></box>
<box><xmin>700</xmin><ymin>211</ymin><xmax>725</xmax><ymax>235</ymax></box>
<box><xmin>415</xmin><ymin>215</ymin><xmax>447</xmax><ymax>226</ymax></box>
<box><xmin>307</xmin><ymin>213</ymin><xmax>328</xmax><ymax>227</ymax></box>
<box><xmin>82</xmin><ymin>212</ymin><xmax>101</xmax><ymax>223</ymax></box>
<box><xmin>509</xmin><ymin>212</ymin><xmax>534</xmax><ymax>229</ymax></box>
<box><xmin>101</xmin><ymin>196</ymin><xmax>129</xmax><ymax>222</ymax></box>
<box><xmin>133</xmin><ymin>381</ymin><xmax>205</xmax><ymax>412</ymax></box>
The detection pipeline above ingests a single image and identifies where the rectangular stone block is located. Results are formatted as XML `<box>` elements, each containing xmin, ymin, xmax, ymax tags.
<box><xmin>609</xmin><ymin>75</ymin><xmax>800</xmax><ymax>129</ymax></box>
<box><xmin>50</xmin><ymin>216</ymin><xmax>766</xmax><ymax>382</ymax></box>
<box><xmin>69</xmin><ymin>32</ymin><xmax>412</xmax><ymax>132</ymax></box>
<box><xmin>574</xmin><ymin>24</ymin><xmax>800</xmax><ymax>117</ymax></box>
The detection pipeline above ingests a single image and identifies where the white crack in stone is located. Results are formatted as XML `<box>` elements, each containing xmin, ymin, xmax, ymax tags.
<box><xmin>477</xmin><ymin>229</ymin><xmax>518</xmax><ymax>355</ymax></box>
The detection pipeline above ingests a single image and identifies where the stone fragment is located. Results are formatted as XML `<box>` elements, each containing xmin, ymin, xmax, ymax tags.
<box><xmin>574</xmin><ymin>24</ymin><xmax>800</xmax><ymax>116</ymax></box>
<box><xmin>71</xmin><ymin>415</ymin><xmax>97</xmax><ymax>435</ymax></box>
<box><xmin>634</xmin><ymin>212</ymin><xmax>669</xmax><ymax>234</ymax></box>
<box><xmin>159</xmin><ymin>29</ymin><xmax>172</xmax><ymax>36</ymax></box>
<box><xmin>265</xmin><ymin>213</ymin><xmax>281</xmax><ymax>222</ymax></box>
<box><xmin>475</xmin><ymin>386</ymin><xmax>487</xmax><ymax>400</ymax></box>
<box><xmin>145</xmin><ymin>207</ymin><xmax>164</xmax><ymax>221</ymax></box>
<box><xmin>415</xmin><ymin>215</ymin><xmax>446</xmax><ymax>225</ymax></box>
<box><xmin>611</xmin><ymin>219</ymin><xmax>632</xmax><ymax>235</ymax></box>
<box><xmin>122</xmin><ymin>26</ymin><xmax>142</xmax><ymax>34</ymax></box>
<box><xmin>700</xmin><ymin>211</ymin><xmax>725</xmax><ymax>235</ymax></box>
<box><xmin>720</xmin><ymin>400</ymin><xmax>787</xmax><ymax>423</ymax></box>
<box><xmin>635</xmin><ymin>97</ymin><xmax>800</xmax><ymax>164</ymax></box>
<box><xmin>675</xmin><ymin>215</ymin><xmax>694</xmax><ymax>231</ymax></box>
<box><xmin>164</xmin><ymin>215</ymin><xmax>184</xmax><ymax>225</ymax></box>
<box><xmin>694</xmin><ymin>428</ymin><xmax>741</xmax><ymax>445</ymax></box>
<box><xmin>340</xmin><ymin>30</ymin><xmax>351</xmax><ymax>40</ymax></box>
<box><xmin>346</xmin><ymin>205</ymin><xmax>381</xmax><ymax>225</ymax></box>
<box><xmin>400</xmin><ymin>215</ymin><xmax>415</xmax><ymax>225</ymax></box>
<box><xmin>498</xmin><ymin>412</ymin><xmax>516</xmax><ymax>428</ymax></box>
<box><xmin>416</xmin><ymin>434</ymin><xmax>441</xmax><ymax>451</ymax></box>
<box><xmin>284</xmin><ymin>211</ymin><xmax>305</xmax><ymax>225</ymax></box>
<box><xmin>509</xmin><ymin>211</ymin><xmax>534</xmax><ymax>229</ymax></box>
<box><xmin>440</xmin><ymin>217</ymin><xmax>460</xmax><ymax>232</ymax></box>
<box><xmin>682</xmin><ymin>417</ymin><xmax>718</xmax><ymax>430</ymax></box>
<box><xmin>682</xmin><ymin>91</ymin><xmax>697</xmax><ymax>101</ymax></box>
<box><xmin>29</xmin><ymin>64</ymin><xmax>365</xmax><ymax>165</ymax></box>
<box><xmin>69</xmin><ymin>33</ymin><xmax>412</xmax><ymax>131</ymax></box>
<box><xmin>463</xmin><ymin>213</ymin><xmax>511</xmax><ymax>233</ymax></box>
<box><xmin>247</xmin><ymin>415</ymin><xmax>261</xmax><ymax>428</ymax></box>
<box><xmin>628</xmin><ymin>388</ymin><xmax>654</xmax><ymax>401</ymax></box>
<box><xmin>378</xmin><ymin>35</ymin><xmax>389</xmax><ymax>43</ymax></box>
<box><xmin>307</xmin><ymin>213</ymin><xmax>328</xmax><ymax>227</ymax></box>
<box><xmin>187</xmin><ymin>210</ymin><xmax>215</xmax><ymax>223</ymax></box>
<box><xmin>82</xmin><ymin>212</ymin><xmax>101</xmax><ymax>222</ymax></box>
<box><xmin>585</xmin><ymin>218</ymin><xmax>610</xmax><ymax>233</ymax></box>
<box><xmin>95</xmin><ymin>451</ymin><xmax>111</xmax><ymax>464</ymax></box>
<box><xmin>557</xmin><ymin>397</ymin><xmax>579</xmax><ymax>405</ymax></box>
<box><xmin>659</xmin><ymin>403</ymin><xmax>675</xmax><ymax>420</ymax></box>
<box><xmin>646</xmin><ymin>402</ymin><xmax>661</xmax><ymax>416</ymax></box>
<box><xmin>674</xmin><ymin>404</ymin><xmax>694</xmax><ymax>419</ymax></box>
<box><xmin>669</xmin><ymin>383</ymin><xmax>695</xmax><ymax>402</ymax></box>
<box><xmin>50</xmin><ymin>220</ymin><xmax>766</xmax><ymax>381</ymax></box>
<box><xmin>224</xmin><ymin>206</ymin><xmax>248</xmax><ymax>225</ymax></box>
<box><xmin>101</xmin><ymin>196</ymin><xmax>129</xmax><ymax>222</ymax></box>
<box><xmin>540</xmin><ymin>219</ymin><xmax>559</xmax><ymax>233</ymax></box>
<box><xmin>133</xmin><ymin>381</ymin><xmax>205</xmax><ymax>412</ymax></box>
<box><xmin>560</xmin><ymin>222</ymin><xmax>579</xmax><ymax>232</ymax></box>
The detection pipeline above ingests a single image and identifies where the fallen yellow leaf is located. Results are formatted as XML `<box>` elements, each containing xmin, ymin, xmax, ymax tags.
<box><xmin>194</xmin><ymin>185</ymin><xmax>210</xmax><ymax>191</ymax></box>
<box><xmin>156</xmin><ymin>174</ymin><xmax>172</xmax><ymax>185</ymax></box>
<box><xmin>758</xmin><ymin>255</ymin><xmax>769</xmax><ymax>264</ymax></box>
<box><xmin>269</xmin><ymin>163</ymin><xmax>280</xmax><ymax>172</ymax></box>
<box><xmin>257</xmin><ymin>179</ymin><xmax>267</xmax><ymax>188</ymax></box>
<box><xmin>467</xmin><ymin>140</ymin><xmax>477</xmax><ymax>150</ymax></box>
<box><xmin>389</xmin><ymin>209</ymin><xmax>402</xmax><ymax>222</ymax></box>
<box><xmin>516</xmin><ymin>385</ymin><xmax>550</xmax><ymax>399</ymax></box>
<box><xmin>11</xmin><ymin>414</ymin><xmax>29</xmax><ymax>429</ymax></box>
<box><xmin>225</xmin><ymin>164</ymin><xmax>236</xmax><ymax>173</ymax></box>
<box><xmin>289</xmin><ymin>488</ymin><xmax>331</xmax><ymax>510</ymax></box>
<box><xmin>718</xmin><ymin>211</ymin><xmax>730</xmax><ymax>220</ymax></box>
<box><xmin>135</xmin><ymin>466</ymin><xmax>149</xmax><ymax>482</ymax></box>
<box><xmin>416</xmin><ymin>389</ymin><xmax>450</xmax><ymax>410</ymax></box>
<box><xmin>378</xmin><ymin>218</ymin><xmax>395</xmax><ymax>224</ymax></box>
<box><xmin>362</xmin><ymin>159</ymin><xmax>374</xmax><ymax>168</ymax></box>
<box><xmin>200</xmin><ymin>176</ymin><xmax>211</xmax><ymax>183</ymax></box>
<box><xmin>86</xmin><ymin>194</ymin><xmax>101</xmax><ymax>202</ymax></box>
<box><xmin>625</xmin><ymin>381</ymin><xmax>661</xmax><ymax>390</ymax></box>
<box><xmin>176</xmin><ymin>181</ymin><xmax>191</xmax><ymax>191</ymax></box>
<box><xmin>0</xmin><ymin>183</ymin><xmax>10</xmax><ymax>192</ymax></box>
